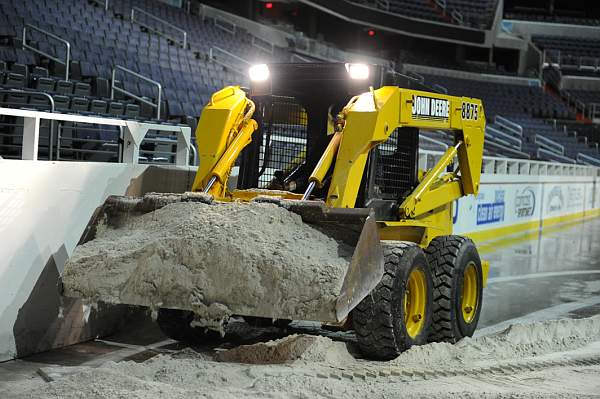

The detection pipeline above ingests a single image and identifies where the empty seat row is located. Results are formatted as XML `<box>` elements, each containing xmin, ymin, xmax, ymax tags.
<box><xmin>53</xmin><ymin>97</ymin><xmax>139</xmax><ymax>117</ymax></box>
<box><xmin>0</xmin><ymin>89</ymin><xmax>140</xmax><ymax>118</ymax></box>
<box><xmin>33</xmin><ymin>78</ymin><xmax>91</xmax><ymax>96</ymax></box>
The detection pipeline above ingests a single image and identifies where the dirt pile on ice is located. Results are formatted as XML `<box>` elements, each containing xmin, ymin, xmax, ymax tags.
<box><xmin>391</xmin><ymin>315</ymin><xmax>600</xmax><ymax>368</ymax></box>
<box><xmin>62</xmin><ymin>200</ymin><xmax>353</xmax><ymax>324</ymax></box>
<box><xmin>10</xmin><ymin>317</ymin><xmax>600</xmax><ymax>399</ymax></box>
<box><xmin>217</xmin><ymin>334</ymin><xmax>354</xmax><ymax>364</ymax></box>
<box><xmin>217</xmin><ymin>316</ymin><xmax>600</xmax><ymax>367</ymax></box>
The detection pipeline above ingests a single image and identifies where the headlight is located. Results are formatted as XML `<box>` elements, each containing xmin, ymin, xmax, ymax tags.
<box><xmin>249</xmin><ymin>64</ymin><xmax>270</xmax><ymax>82</ymax></box>
<box><xmin>345</xmin><ymin>63</ymin><xmax>369</xmax><ymax>80</ymax></box>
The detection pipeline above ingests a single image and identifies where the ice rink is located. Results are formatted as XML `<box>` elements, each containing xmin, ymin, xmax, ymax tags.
<box><xmin>2</xmin><ymin>218</ymin><xmax>600</xmax><ymax>398</ymax></box>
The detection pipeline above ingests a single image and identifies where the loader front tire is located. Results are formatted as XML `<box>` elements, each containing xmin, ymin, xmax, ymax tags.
<box><xmin>156</xmin><ymin>309</ymin><xmax>222</xmax><ymax>344</ymax></box>
<box><xmin>425</xmin><ymin>235</ymin><xmax>483</xmax><ymax>343</ymax></box>
<box><xmin>352</xmin><ymin>242</ymin><xmax>433</xmax><ymax>360</ymax></box>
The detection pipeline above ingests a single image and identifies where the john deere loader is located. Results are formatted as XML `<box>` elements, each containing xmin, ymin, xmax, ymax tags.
<box><xmin>62</xmin><ymin>63</ymin><xmax>489</xmax><ymax>360</ymax></box>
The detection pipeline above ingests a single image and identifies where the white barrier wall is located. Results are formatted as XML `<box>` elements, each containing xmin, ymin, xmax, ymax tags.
<box><xmin>0</xmin><ymin>160</ymin><xmax>598</xmax><ymax>361</ymax></box>
<box><xmin>0</xmin><ymin>160</ymin><xmax>196</xmax><ymax>362</ymax></box>
<box><xmin>454</xmin><ymin>174</ymin><xmax>599</xmax><ymax>239</ymax></box>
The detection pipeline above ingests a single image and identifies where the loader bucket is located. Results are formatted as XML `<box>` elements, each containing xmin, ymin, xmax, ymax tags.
<box><xmin>62</xmin><ymin>193</ymin><xmax>384</xmax><ymax>327</ymax></box>
<box><xmin>281</xmin><ymin>200</ymin><xmax>384</xmax><ymax>321</ymax></box>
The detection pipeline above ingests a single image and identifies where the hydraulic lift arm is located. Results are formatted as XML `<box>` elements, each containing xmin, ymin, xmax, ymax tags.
<box><xmin>191</xmin><ymin>86</ymin><xmax>257</xmax><ymax>197</ymax></box>
<box><xmin>306</xmin><ymin>86</ymin><xmax>486</xmax><ymax>219</ymax></box>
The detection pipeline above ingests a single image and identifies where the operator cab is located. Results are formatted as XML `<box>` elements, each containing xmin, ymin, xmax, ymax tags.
<box><xmin>237</xmin><ymin>62</ymin><xmax>439</xmax><ymax>220</ymax></box>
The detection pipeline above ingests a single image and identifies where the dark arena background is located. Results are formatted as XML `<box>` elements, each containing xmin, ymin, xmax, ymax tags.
<box><xmin>1</xmin><ymin>0</ymin><xmax>600</xmax><ymax>397</ymax></box>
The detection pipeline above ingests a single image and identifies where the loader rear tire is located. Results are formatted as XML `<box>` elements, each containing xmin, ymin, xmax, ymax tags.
<box><xmin>352</xmin><ymin>242</ymin><xmax>433</xmax><ymax>360</ymax></box>
<box><xmin>156</xmin><ymin>309</ymin><xmax>222</xmax><ymax>344</ymax></box>
<box><xmin>425</xmin><ymin>235</ymin><xmax>483</xmax><ymax>343</ymax></box>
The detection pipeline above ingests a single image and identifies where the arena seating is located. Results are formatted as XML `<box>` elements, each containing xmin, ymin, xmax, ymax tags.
<box><xmin>505</xmin><ymin>12</ymin><xmax>600</xmax><ymax>26</ymax></box>
<box><xmin>533</xmin><ymin>35</ymin><xmax>600</xmax><ymax>60</ymax></box>
<box><xmin>445</xmin><ymin>0</ymin><xmax>497</xmax><ymax>29</ymax></box>
<box><xmin>561</xmin><ymin>121</ymin><xmax>600</xmax><ymax>147</ymax></box>
<box><xmin>109</xmin><ymin>0</ymin><xmax>289</xmax><ymax>64</ymax></box>
<box><xmin>1</xmin><ymin>0</ymin><xmax>599</xmax><ymax>165</ymax></box>
<box><xmin>422</xmin><ymin>74</ymin><xmax>573</xmax><ymax>120</ymax></box>
<box><xmin>0</xmin><ymin>0</ymin><xmax>285</xmax><ymax>122</ymax></box>
<box><xmin>422</xmin><ymin>73</ymin><xmax>600</xmax><ymax>163</ymax></box>
<box><xmin>354</xmin><ymin>0</ymin><xmax>498</xmax><ymax>29</ymax></box>
<box><xmin>0</xmin><ymin>0</ymin><xmax>292</xmax><ymax>161</ymax></box>
<box><xmin>384</xmin><ymin>0</ymin><xmax>446</xmax><ymax>23</ymax></box>
<box><xmin>564</xmin><ymin>89</ymin><xmax>600</xmax><ymax>106</ymax></box>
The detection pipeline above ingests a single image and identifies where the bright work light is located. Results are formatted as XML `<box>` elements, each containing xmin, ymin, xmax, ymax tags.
<box><xmin>345</xmin><ymin>63</ymin><xmax>369</xmax><ymax>80</ymax></box>
<box><xmin>249</xmin><ymin>64</ymin><xmax>270</xmax><ymax>82</ymax></box>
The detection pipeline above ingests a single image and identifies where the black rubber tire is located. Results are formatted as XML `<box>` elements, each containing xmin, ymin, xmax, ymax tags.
<box><xmin>352</xmin><ymin>241</ymin><xmax>434</xmax><ymax>360</ymax></box>
<box><xmin>156</xmin><ymin>309</ymin><xmax>222</xmax><ymax>343</ymax></box>
<box><xmin>425</xmin><ymin>235</ymin><xmax>483</xmax><ymax>343</ymax></box>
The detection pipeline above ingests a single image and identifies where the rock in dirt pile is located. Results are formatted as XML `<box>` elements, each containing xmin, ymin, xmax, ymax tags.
<box><xmin>62</xmin><ymin>200</ymin><xmax>353</xmax><ymax>325</ymax></box>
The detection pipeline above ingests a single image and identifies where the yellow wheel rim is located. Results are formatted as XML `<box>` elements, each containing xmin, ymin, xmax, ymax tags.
<box><xmin>404</xmin><ymin>267</ymin><xmax>427</xmax><ymax>339</ymax></box>
<box><xmin>461</xmin><ymin>262</ymin><xmax>479</xmax><ymax>324</ymax></box>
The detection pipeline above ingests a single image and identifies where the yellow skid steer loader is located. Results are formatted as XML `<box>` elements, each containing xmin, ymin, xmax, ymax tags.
<box><xmin>63</xmin><ymin>63</ymin><xmax>489</xmax><ymax>360</ymax></box>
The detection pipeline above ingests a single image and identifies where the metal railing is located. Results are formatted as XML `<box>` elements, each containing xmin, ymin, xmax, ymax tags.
<box><xmin>56</xmin><ymin>124</ymin><xmax>121</xmax><ymax>162</ymax></box>
<box><xmin>432</xmin><ymin>84</ymin><xmax>448</xmax><ymax>94</ymax></box>
<box><xmin>484</xmin><ymin>140</ymin><xmax>530</xmax><ymax>159</ymax></box>
<box><xmin>386</xmin><ymin>69</ymin><xmax>421</xmax><ymax>85</ymax></box>
<box><xmin>451</xmin><ymin>9</ymin><xmax>464</xmax><ymax>25</ymax></box>
<box><xmin>577</xmin><ymin>153</ymin><xmax>600</xmax><ymax>166</ymax></box>
<box><xmin>90</xmin><ymin>0</ymin><xmax>109</xmax><ymax>11</ymax></box>
<box><xmin>209</xmin><ymin>47</ymin><xmax>250</xmax><ymax>75</ymax></box>
<box><xmin>290</xmin><ymin>53</ymin><xmax>313</xmax><ymax>63</ymax></box>
<box><xmin>587</xmin><ymin>103</ymin><xmax>600</xmax><ymax>121</ymax></box>
<box><xmin>111</xmin><ymin>65</ymin><xmax>162</xmax><ymax>119</ymax></box>
<box><xmin>487</xmin><ymin>126</ymin><xmax>522</xmax><ymax>150</ymax></box>
<box><xmin>537</xmin><ymin>148</ymin><xmax>575</xmax><ymax>164</ymax></box>
<box><xmin>22</xmin><ymin>24</ymin><xmax>71</xmax><ymax>81</ymax></box>
<box><xmin>137</xmin><ymin>135</ymin><xmax>197</xmax><ymax>165</ymax></box>
<box><xmin>535</xmin><ymin>134</ymin><xmax>564</xmax><ymax>155</ymax></box>
<box><xmin>0</xmin><ymin>89</ymin><xmax>55</xmax><ymax>113</ymax></box>
<box><xmin>362</xmin><ymin>0</ymin><xmax>390</xmax><ymax>11</ymax></box>
<box><xmin>488</xmin><ymin>135</ymin><xmax>520</xmax><ymax>151</ymax></box>
<box><xmin>295</xmin><ymin>37</ymin><xmax>344</xmax><ymax>62</ymax></box>
<box><xmin>419</xmin><ymin>134</ymin><xmax>448</xmax><ymax>150</ymax></box>
<box><xmin>131</xmin><ymin>7</ymin><xmax>187</xmax><ymax>48</ymax></box>
<box><xmin>0</xmin><ymin>107</ymin><xmax>193</xmax><ymax>164</ymax></box>
<box><xmin>214</xmin><ymin>16</ymin><xmax>236</xmax><ymax>35</ymax></box>
<box><xmin>55</xmin><ymin>128</ymin><xmax>198</xmax><ymax>165</ymax></box>
<box><xmin>495</xmin><ymin>115</ymin><xmax>523</xmax><ymax>137</ymax></box>
<box><xmin>376</xmin><ymin>0</ymin><xmax>390</xmax><ymax>10</ymax></box>
<box><xmin>252</xmin><ymin>36</ymin><xmax>274</xmax><ymax>55</ymax></box>
<box><xmin>543</xmin><ymin>49</ymin><xmax>600</xmax><ymax>71</ymax></box>
<box><xmin>422</xmin><ymin>149</ymin><xmax>597</xmax><ymax>176</ymax></box>
<box><xmin>406</xmin><ymin>71</ymin><xmax>425</xmax><ymax>84</ymax></box>
<box><xmin>561</xmin><ymin>91</ymin><xmax>587</xmax><ymax>115</ymax></box>
<box><xmin>0</xmin><ymin>89</ymin><xmax>56</xmax><ymax>160</ymax></box>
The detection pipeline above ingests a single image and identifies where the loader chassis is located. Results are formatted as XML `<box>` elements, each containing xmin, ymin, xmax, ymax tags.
<box><xmin>66</xmin><ymin>63</ymin><xmax>489</xmax><ymax>361</ymax></box>
<box><xmin>185</xmin><ymin>64</ymin><xmax>489</xmax><ymax>359</ymax></box>
<box><xmin>207</xmin><ymin>84</ymin><xmax>486</xmax><ymax>247</ymax></box>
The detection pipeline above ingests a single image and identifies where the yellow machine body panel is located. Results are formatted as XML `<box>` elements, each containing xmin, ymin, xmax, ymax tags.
<box><xmin>303</xmin><ymin>86</ymin><xmax>485</xmax><ymax>246</ymax></box>
<box><xmin>323</xmin><ymin>87</ymin><xmax>485</xmax><ymax>209</ymax></box>
<box><xmin>191</xmin><ymin>86</ymin><xmax>257</xmax><ymax>197</ymax></box>
<box><xmin>190</xmin><ymin>84</ymin><xmax>486</xmax><ymax>249</ymax></box>
<box><xmin>63</xmin><ymin>70</ymin><xmax>490</xmax><ymax>334</ymax></box>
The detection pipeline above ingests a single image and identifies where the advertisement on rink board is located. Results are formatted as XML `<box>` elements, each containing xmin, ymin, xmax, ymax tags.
<box><xmin>452</xmin><ymin>176</ymin><xmax>597</xmax><ymax>236</ymax></box>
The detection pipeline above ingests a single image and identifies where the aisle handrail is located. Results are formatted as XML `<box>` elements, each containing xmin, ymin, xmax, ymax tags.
<box><xmin>111</xmin><ymin>65</ymin><xmax>162</xmax><ymax>120</ymax></box>
<box><xmin>131</xmin><ymin>7</ymin><xmax>187</xmax><ymax>48</ymax></box>
<box><xmin>22</xmin><ymin>24</ymin><xmax>71</xmax><ymax>81</ymax></box>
